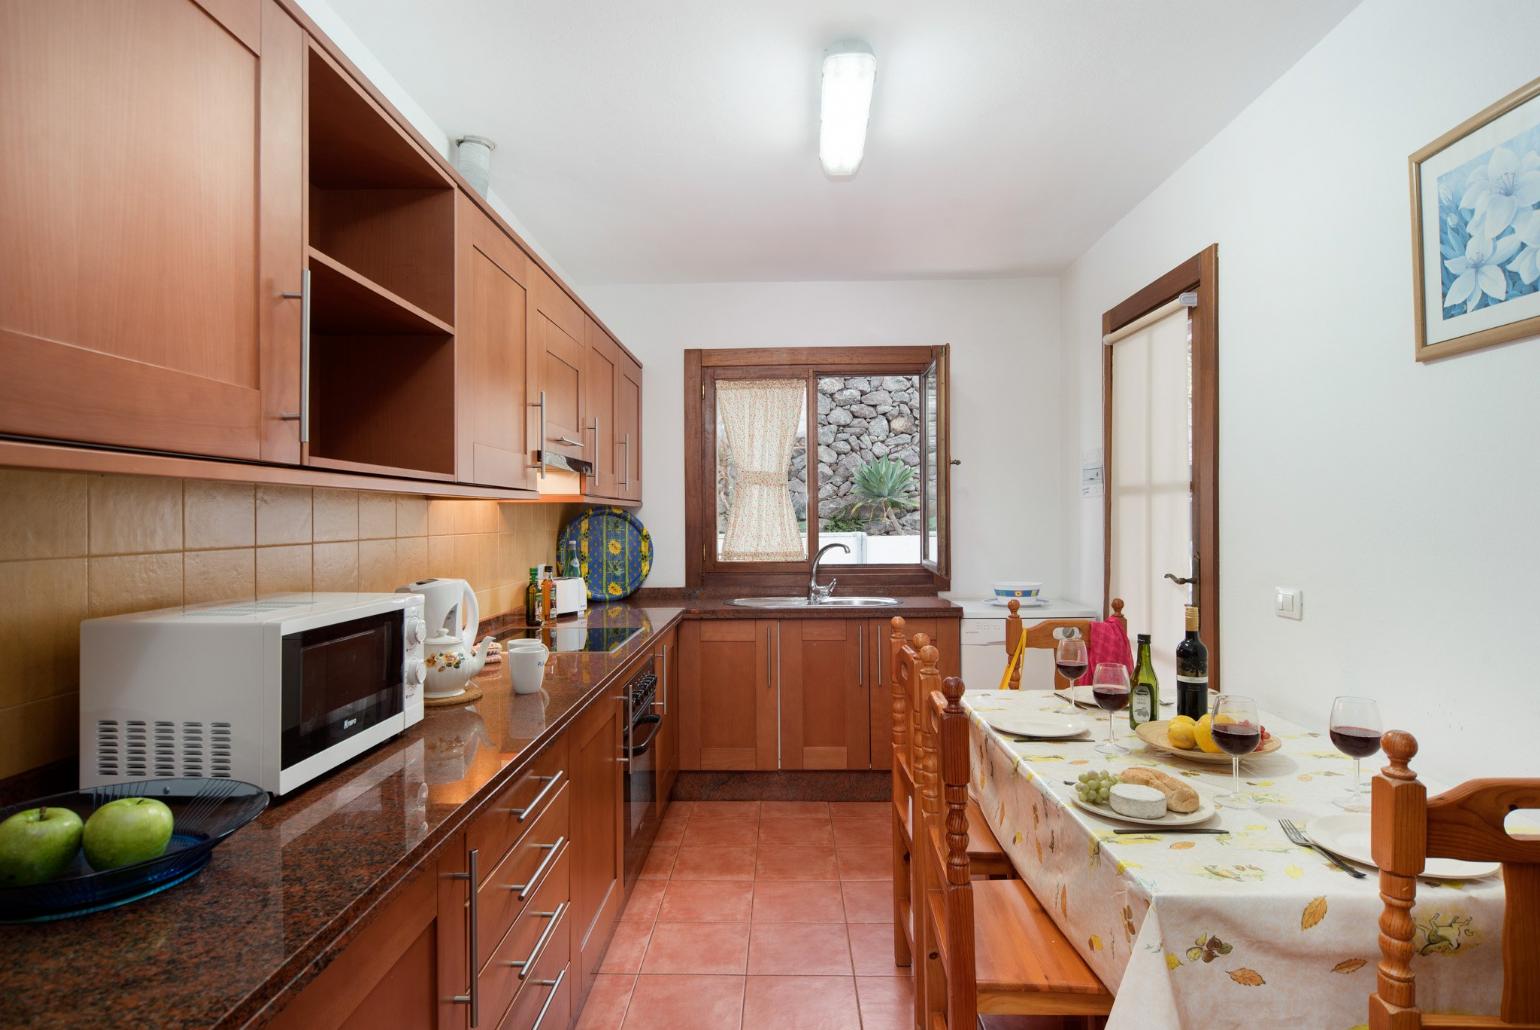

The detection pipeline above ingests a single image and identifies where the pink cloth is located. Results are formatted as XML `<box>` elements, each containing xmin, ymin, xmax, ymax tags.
<box><xmin>1075</xmin><ymin>618</ymin><xmax>1133</xmax><ymax>685</ymax></box>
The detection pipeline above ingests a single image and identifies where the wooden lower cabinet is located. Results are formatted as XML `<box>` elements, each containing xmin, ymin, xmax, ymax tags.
<box><xmin>568</xmin><ymin>688</ymin><xmax>625</xmax><ymax>1004</ymax></box>
<box><xmin>778</xmin><ymin>620</ymin><xmax>867</xmax><ymax>770</ymax></box>
<box><xmin>678</xmin><ymin>619</ymin><xmax>776</xmax><ymax>771</ymax></box>
<box><xmin>866</xmin><ymin>617</ymin><xmax>961</xmax><ymax>769</ymax></box>
<box><xmin>655</xmin><ymin>626</ymin><xmax>679</xmax><ymax>816</ymax></box>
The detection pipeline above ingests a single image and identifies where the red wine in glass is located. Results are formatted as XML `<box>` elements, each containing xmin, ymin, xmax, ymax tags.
<box><xmin>1212</xmin><ymin>722</ymin><xmax>1261</xmax><ymax>756</ymax></box>
<box><xmin>1092</xmin><ymin>684</ymin><xmax>1129</xmax><ymax>711</ymax></box>
<box><xmin>1056</xmin><ymin>660</ymin><xmax>1088</xmax><ymax>684</ymax></box>
<box><xmin>1329</xmin><ymin>725</ymin><xmax>1381</xmax><ymax>759</ymax></box>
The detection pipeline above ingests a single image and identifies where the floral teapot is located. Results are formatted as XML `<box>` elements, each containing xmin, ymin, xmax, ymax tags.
<box><xmin>423</xmin><ymin>632</ymin><xmax>495</xmax><ymax>699</ymax></box>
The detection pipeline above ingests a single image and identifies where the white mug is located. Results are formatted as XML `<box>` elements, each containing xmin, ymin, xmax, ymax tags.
<box><xmin>507</xmin><ymin>640</ymin><xmax>549</xmax><ymax>695</ymax></box>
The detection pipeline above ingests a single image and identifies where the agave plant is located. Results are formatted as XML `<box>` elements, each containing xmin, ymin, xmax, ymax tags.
<box><xmin>844</xmin><ymin>457</ymin><xmax>917</xmax><ymax>534</ymax></box>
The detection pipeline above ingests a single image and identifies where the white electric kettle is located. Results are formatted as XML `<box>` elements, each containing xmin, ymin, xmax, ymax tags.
<box><xmin>398</xmin><ymin>579</ymin><xmax>491</xmax><ymax>699</ymax></box>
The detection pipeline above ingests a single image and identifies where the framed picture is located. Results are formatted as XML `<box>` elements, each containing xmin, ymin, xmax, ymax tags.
<box><xmin>1411</xmin><ymin>75</ymin><xmax>1540</xmax><ymax>361</ymax></box>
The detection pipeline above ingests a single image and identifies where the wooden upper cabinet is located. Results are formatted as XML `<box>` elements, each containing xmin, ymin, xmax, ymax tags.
<box><xmin>678</xmin><ymin>620</ymin><xmax>776</xmax><ymax>771</ymax></box>
<box><xmin>528</xmin><ymin>265</ymin><xmax>587</xmax><ymax>469</ymax></box>
<box><xmin>0</xmin><ymin>0</ymin><xmax>301</xmax><ymax>461</ymax></box>
<box><xmin>456</xmin><ymin>195</ymin><xmax>533</xmax><ymax>490</ymax></box>
<box><xmin>615</xmin><ymin>350</ymin><xmax>643</xmax><ymax>502</ymax></box>
<box><xmin>779</xmin><ymin>619</ymin><xmax>868</xmax><ymax>770</ymax></box>
<box><xmin>582</xmin><ymin>317</ymin><xmax>619</xmax><ymax>498</ymax></box>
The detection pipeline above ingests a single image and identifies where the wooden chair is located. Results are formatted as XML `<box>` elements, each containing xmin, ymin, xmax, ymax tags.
<box><xmin>1370</xmin><ymin>730</ymin><xmax>1540</xmax><ymax>1029</ymax></box>
<box><xmin>890</xmin><ymin>619</ymin><xmax>1014</xmax><ymax>971</ymax></box>
<box><xmin>916</xmin><ymin>674</ymin><xmax>1113</xmax><ymax>1028</ymax></box>
<box><xmin>1003</xmin><ymin>598</ymin><xmax>1126</xmax><ymax>690</ymax></box>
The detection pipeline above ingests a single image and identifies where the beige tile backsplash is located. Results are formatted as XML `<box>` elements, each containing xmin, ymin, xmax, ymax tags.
<box><xmin>0</xmin><ymin>469</ymin><xmax>570</xmax><ymax>781</ymax></box>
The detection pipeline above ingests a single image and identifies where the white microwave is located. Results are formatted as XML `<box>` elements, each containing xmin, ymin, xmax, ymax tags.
<box><xmin>80</xmin><ymin>593</ymin><xmax>428</xmax><ymax>796</ymax></box>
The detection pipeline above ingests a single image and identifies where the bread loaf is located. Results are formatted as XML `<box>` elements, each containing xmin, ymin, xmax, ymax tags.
<box><xmin>1119</xmin><ymin>767</ymin><xmax>1200</xmax><ymax>813</ymax></box>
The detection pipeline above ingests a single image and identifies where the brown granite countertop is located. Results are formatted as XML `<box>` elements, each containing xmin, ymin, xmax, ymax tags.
<box><xmin>680</xmin><ymin>596</ymin><xmax>961</xmax><ymax>618</ymax></box>
<box><xmin>0</xmin><ymin>603</ymin><xmax>683</xmax><ymax>1030</ymax></box>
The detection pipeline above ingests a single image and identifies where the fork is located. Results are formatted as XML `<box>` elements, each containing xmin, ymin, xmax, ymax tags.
<box><xmin>1279</xmin><ymin>818</ymin><xmax>1367</xmax><ymax>879</ymax></box>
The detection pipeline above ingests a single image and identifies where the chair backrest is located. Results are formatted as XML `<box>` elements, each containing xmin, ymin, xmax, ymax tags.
<box><xmin>1003</xmin><ymin>597</ymin><xmax>1126</xmax><ymax>690</ymax></box>
<box><xmin>889</xmin><ymin>616</ymin><xmax>933</xmax><ymax>793</ymax></box>
<box><xmin>1370</xmin><ymin>730</ymin><xmax>1540</xmax><ymax>1029</ymax></box>
<box><xmin>917</xmin><ymin>673</ymin><xmax>977</xmax><ymax>1029</ymax></box>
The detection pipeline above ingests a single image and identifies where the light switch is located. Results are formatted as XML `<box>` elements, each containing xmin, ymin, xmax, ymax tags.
<box><xmin>1275</xmin><ymin>587</ymin><xmax>1302</xmax><ymax>620</ymax></box>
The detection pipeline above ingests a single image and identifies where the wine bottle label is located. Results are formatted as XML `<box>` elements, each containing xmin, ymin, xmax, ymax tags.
<box><xmin>1176</xmin><ymin>674</ymin><xmax>1208</xmax><ymax>685</ymax></box>
<box><xmin>1132</xmin><ymin>692</ymin><xmax>1152</xmax><ymax>722</ymax></box>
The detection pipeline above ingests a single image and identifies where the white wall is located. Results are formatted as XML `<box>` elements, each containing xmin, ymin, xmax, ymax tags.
<box><xmin>584</xmin><ymin>279</ymin><xmax>1065</xmax><ymax>599</ymax></box>
<box><xmin>1060</xmin><ymin>0</ymin><xmax>1540</xmax><ymax>781</ymax></box>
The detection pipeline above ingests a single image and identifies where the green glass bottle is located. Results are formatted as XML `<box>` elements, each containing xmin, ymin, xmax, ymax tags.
<box><xmin>1129</xmin><ymin>633</ymin><xmax>1159</xmax><ymax>728</ymax></box>
<box><xmin>523</xmin><ymin>567</ymin><xmax>541</xmax><ymax>627</ymax></box>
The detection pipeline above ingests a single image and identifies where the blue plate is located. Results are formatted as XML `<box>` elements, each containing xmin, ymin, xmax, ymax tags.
<box><xmin>0</xmin><ymin>778</ymin><xmax>267</xmax><ymax>922</ymax></box>
<box><xmin>559</xmin><ymin>507</ymin><xmax>652</xmax><ymax>601</ymax></box>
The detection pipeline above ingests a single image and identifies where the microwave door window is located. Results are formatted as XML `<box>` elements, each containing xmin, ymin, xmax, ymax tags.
<box><xmin>281</xmin><ymin>612</ymin><xmax>404</xmax><ymax>771</ymax></box>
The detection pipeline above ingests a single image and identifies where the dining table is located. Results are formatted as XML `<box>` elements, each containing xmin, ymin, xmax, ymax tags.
<box><xmin>962</xmin><ymin>688</ymin><xmax>1509</xmax><ymax>1030</ymax></box>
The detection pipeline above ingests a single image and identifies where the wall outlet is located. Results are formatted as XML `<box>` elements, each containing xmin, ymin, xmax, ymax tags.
<box><xmin>1275</xmin><ymin>587</ymin><xmax>1303</xmax><ymax>620</ymax></box>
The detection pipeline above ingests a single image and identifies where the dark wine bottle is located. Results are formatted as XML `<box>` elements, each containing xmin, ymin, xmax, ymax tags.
<box><xmin>1129</xmin><ymin>634</ymin><xmax>1159</xmax><ymax>728</ymax></box>
<box><xmin>1176</xmin><ymin>605</ymin><xmax>1209</xmax><ymax>720</ymax></box>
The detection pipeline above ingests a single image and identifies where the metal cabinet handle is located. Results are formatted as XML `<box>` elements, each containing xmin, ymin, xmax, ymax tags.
<box><xmin>449</xmin><ymin>847</ymin><xmax>480</xmax><ymax>1026</ymax></box>
<box><xmin>587</xmin><ymin>417</ymin><xmax>601</xmax><ymax>478</ymax></box>
<box><xmin>552</xmin><ymin>435</ymin><xmax>583</xmax><ymax>447</ymax></box>
<box><xmin>528</xmin><ymin>391</ymin><xmax>548</xmax><ymax>478</ymax></box>
<box><xmin>278</xmin><ymin>268</ymin><xmax>311</xmax><ymax>443</ymax></box>
<box><xmin>506</xmin><ymin>836</ymin><xmax>565</xmax><ymax>900</ymax></box>
<box><xmin>652</xmin><ymin>644</ymin><xmax>669</xmax><ymax>716</ymax></box>
<box><xmin>530</xmin><ymin>966</ymin><xmax>567</xmax><ymax>1030</ymax></box>
<box><xmin>507</xmin><ymin>900</ymin><xmax>569</xmax><ymax>979</ymax></box>
<box><xmin>511</xmin><ymin>770</ymin><xmax>564</xmax><ymax>822</ymax></box>
<box><xmin>618</xmin><ymin>434</ymin><xmax>630</xmax><ymax>487</ymax></box>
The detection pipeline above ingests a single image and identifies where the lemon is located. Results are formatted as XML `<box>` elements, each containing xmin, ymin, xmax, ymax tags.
<box><xmin>1167</xmin><ymin>718</ymin><xmax>1197</xmax><ymax>750</ymax></box>
<box><xmin>1193</xmin><ymin>713</ymin><xmax>1223</xmax><ymax>754</ymax></box>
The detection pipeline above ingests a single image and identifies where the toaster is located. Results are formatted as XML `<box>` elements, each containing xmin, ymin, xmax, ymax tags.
<box><xmin>554</xmin><ymin>576</ymin><xmax>589</xmax><ymax>616</ymax></box>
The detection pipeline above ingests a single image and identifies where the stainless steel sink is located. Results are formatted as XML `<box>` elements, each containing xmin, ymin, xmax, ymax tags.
<box><xmin>727</xmin><ymin>596</ymin><xmax>899</xmax><ymax>608</ymax></box>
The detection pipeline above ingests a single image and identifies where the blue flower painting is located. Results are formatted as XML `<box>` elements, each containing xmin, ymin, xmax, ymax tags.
<box><xmin>1436</xmin><ymin>123</ymin><xmax>1540</xmax><ymax>319</ymax></box>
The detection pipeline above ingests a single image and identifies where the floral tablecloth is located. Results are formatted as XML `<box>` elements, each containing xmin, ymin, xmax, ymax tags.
<box><xmin>963</xmin><ymin>689</ymin><xmax>1507</xmax><ymax>1030</ymax></box>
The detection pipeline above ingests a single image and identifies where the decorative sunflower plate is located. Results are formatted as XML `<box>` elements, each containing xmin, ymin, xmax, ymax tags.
<box><xmin>559</xmin><ymin>507</ymin><xmax>652</xmax><ymax>601</ymax></box>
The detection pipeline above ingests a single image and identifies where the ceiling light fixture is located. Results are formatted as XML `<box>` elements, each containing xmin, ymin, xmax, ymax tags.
<box><xmin>819</xmin><ymin>39</ymin><xmax>876</xmax><ymax>178</ymax></box>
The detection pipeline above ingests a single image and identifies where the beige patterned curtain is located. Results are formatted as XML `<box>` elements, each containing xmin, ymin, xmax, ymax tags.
<box><xmin>719</xmin><ymin>378</ymin><xmax>805</xmax><ymax>562</ymax></box>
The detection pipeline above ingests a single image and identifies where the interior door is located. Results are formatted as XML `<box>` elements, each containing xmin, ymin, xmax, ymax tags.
<box><xmin>583</xmin><ymin>317</ymin><xmax>618</xmax><ymax>498</ymax></box>
<box><xmin>528</xmin><ymin>265</ymin><xmax>587</xmax><ymax>469</ymax></box>
<box><xmin>0</xmin><ymin>0</ymin><xmax>294</xmax><ymax>460</ymax></box>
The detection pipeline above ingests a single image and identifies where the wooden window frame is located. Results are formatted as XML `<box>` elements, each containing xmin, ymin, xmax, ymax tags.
<box><xmin>1102</xmin><ymin>245</ymin><xmax>1220</xmax><ymax>691</ymax></box>
<box><xmin>684</xmin><ymin>345</ymin><xmax>951</xmax><ymax>594</ymax></box>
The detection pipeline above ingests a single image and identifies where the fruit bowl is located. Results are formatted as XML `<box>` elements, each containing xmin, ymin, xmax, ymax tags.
<box><xmin>0</xmin><ymin>778</ymin><xmax>266</xmax><ymax>922</ymax></box>
<box><xmin>1134</xmin><ymin>720</ymin><xmax>1281</xmax><ymax>764</ymax></box>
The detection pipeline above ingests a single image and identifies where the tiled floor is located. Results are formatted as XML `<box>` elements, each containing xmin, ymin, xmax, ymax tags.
<box><xmin>575</xmin><ymin>800</ymin><xmax>911</xmax><ymax>1030</ymax></box>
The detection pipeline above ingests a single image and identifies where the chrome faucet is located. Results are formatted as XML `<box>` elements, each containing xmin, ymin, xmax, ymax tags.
<box><xmin>808</xmin><ymin>542</ymin><xmax>850</xmax><ymax>603</ymax></box>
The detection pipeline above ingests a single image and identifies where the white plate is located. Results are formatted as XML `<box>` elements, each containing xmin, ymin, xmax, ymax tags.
<box><xmin>986</xmin><ymin>711</ymin><xmax>1093</xmax><ymax>739</ymax></box>
<box><xmin>1070</xmin><ymin>792</ymin><xmax>1218</xmax><ymax>828</ymax></box>
<box><xmin>990</xmin><ymin>596</ymin><xmax>1046</xmax><ymax>608</ymax></box>
<box><xmin>1061</xmin><ymin>684</ymin><xmax>1175</xmax><ymax>708</ymax></box>
<box><xmin>1306</xmin><ymin>814</ymin><xmax>1500</xmax><ymax>880</ymax></box>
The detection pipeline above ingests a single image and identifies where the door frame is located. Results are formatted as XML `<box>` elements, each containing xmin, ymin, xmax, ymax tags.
<box><xmin>1101</xmin><ymin>244</ymin><xmax>1220</xmax><ymax>692</ymax></box>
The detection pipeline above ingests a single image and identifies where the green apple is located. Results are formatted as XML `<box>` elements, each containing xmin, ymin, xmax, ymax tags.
<box><xmin>0</xmin><ymin>805</ymin><xmax>84</xmax><ymax>886</ymax></box>
<box><xmin>82</xmin><ymin>797</ymin><xmax>174</xmax><ymax>871</ymax></box>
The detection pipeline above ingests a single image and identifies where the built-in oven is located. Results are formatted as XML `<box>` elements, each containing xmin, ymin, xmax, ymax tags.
<box><xmin>620</xmin><ymin>660</ymin><xmax>662</xmax><ymax>890</ymax></box>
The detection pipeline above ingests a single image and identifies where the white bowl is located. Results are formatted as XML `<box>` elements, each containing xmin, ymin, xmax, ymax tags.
<box><xmin>992</xmin><ymin>581</ymin><xmax>1042</xmax><ymax>601</ymax></box>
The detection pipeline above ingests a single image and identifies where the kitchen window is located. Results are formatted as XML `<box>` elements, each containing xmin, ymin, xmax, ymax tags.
<box><xmin>685</xmin><ymin>346</ymin><xmax>950</xmax><ymax>591</ymax></box>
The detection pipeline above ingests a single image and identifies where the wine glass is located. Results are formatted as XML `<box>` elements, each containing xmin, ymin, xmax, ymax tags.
<box><xmin>1055</xmin><ymin>635</ymin><xmax>1088</xmax><ymax>691</ymax></box>
<box><xmin>1212</xmin><ymin>694</ymin><xmax>1261</xmax><ymax>809</ymax></box>
<box><xmin>1091</xmin><ymin>663</ymin><xmax>1130</xmax><ymax>755</ymax></box>
<box><xmin>1329</xmin><ymin>696</ymin><xmax>1382</xmax><ymax>812</ymax></box>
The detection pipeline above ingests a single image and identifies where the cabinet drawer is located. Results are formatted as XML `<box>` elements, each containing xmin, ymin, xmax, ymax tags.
<box><xmin>477</xmin><ymin>783</ymin><xmax>569</xmax><ymax>967</ymax></box>
<box><xmin>497</xmin><ymin>961</ymin><xmax>569</xmax><ymax>1030</ymax></box>
<box><xmin>482</xmin><ymin>845</ymin><xmax>570</xmax><ymax>1029</ymax></box>
<box><xmin>469</xmin><ymin>736</ymin><xmax>569</xmax><ymax>875</ymax></box>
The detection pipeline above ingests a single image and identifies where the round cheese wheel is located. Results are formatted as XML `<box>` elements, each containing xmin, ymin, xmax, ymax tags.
<box><xmin>1108</xmin><ymin>782</ymin><xmax>1167</xmax><ymax>820</ymax></box>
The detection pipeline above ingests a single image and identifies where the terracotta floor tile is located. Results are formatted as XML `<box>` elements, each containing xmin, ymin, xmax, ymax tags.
<box><xmin>756</xmin><ymin>844</ymin><xmax>839</xmax><ymax>881</ymax></box>
<box><xmin>657</xmin><ymin>880</ymin><xmax>755</xmax><ymax>923</ymax></box>
<box><xmin>751</xmin><ymin>880</ymin><xmax>845</xmax><ymax>923</ymax></box>
<box><xmin>840</xmin><ymin>880</ymin><xmax>894</xmax><ymax>923</ymax></box>
<box><xmin>758</xmin><ymin>816</ymin><xmax>835</xmax><ymax>846</ymax></box>
<box><xmin>687</xmin><ymin>800</ymin><xmax>761</xmax><ymax>823</ymax></box>
<box><xmin>576</xmin><ymin>974</ymin><xmax>635</xmax><ymax>1030</ymax></box>
<box><xmin>831</xmin><ymin>818</ymin><xmax>890</xmax><ymax>848</ymax></box>
<box><xmin>671</xmin><ymin>845</ymin><xmax>758</xmax><ymax>880</ymax></box>
<box><xmin>855</xmin><ymin>975</ymin><xmax>914</xmax><ymax>1030</ymax></box>
<box><xmin>682</xmin><ymin>818</ymin><xmax>759</xmax><ymax>847</ymax></box>
<box><xmin>600</xmin><ymin>920</ymin><xmax>653</xmax><ymax>974</ymax></box>
<box><xmin>847</xmin><ymin>922</ymin><xmax>905</xmax><ymax>976</ymax></box>
<box><xmin>760</xmin><ymin>801</ymin><xmax>830</xmax><ymax>820</ymax></box>
<box><xmin>653</xmin><ymin>810</ymin><xmax>688</xmax><ymax>844</ymax></box>
<box><xmin>621</xmin><ymin>879</ymin><xmax>666</xmax><ymax>924</ymax></box>
<box><xmin>741</xmin><ymin>976</ymin><xmax>861</xmax><ymax>1030</ymax></box>
<box><xmin>638</xmin><ymin>843</ymin><xmax>678</xmax><ymax>880</ymax></box>
<box><xmin>835</xmin><ymin>844</ymin><xmax>892</xmax><ymax>881</ymax></box>
<box><xmin>747</xmin><ymin>922</ymin><xmax>852</xmax><ymax>975</ymax></box>
<box><xmin>829</xmin><ymin>802</ymin><xmax>888</xmax><ymax>821</ymax></box>
<box><xmin>621</xmin><ymin>974</ymin><xmax>745</xmax><ymax>1030</ymax></box>
<box><xmin>640</xmin><ymin>921</ymin><xmax>750</xmax><ymax>975</ymax></box>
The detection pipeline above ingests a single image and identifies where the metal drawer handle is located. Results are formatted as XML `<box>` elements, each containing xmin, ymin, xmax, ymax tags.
<box><xmin>512</xmin><ymin>770</ymin><xmax>564</xmax><ymax>822</ymax></box>
<box><xmin>449</xmin><ymin>847</ymin><xmax>480</xmax><ymax>1026</ymax></box>
<box><xmin>530</xmin><ymin>966</ymin><xmax>567</xmax><ymax>1030</ymax></box>
<box><xmin>507</xmin><ymin>900</ymin><xmax>569</xmax><ymax>980</ymax></box>
<box><xmin>552</xmin><ymin>434</ymin><xmax>583</xmax><ymax>447</ymax></box>
<box><xmin>506</xmin><ymin>836</ymin><xmax>565</xmax><ymax>900</ymax></box>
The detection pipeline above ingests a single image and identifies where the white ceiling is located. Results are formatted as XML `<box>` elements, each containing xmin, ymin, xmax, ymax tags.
<box><xmin>326</xmin><ymin>0</ymin><xmax>1358</xmax><ymax>284</ymax></box>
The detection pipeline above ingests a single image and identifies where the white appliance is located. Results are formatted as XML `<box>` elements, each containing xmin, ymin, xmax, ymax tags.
<box><xmin>554</xmin><ymin>576</ymin><xmax>588</xmax><ymax>617</ymax></box>
<box><xmin>947</xmin><ymin>596</ymin><xmax>1098</xmax><ymax>691</ymax></box>
<box><xmin>398</xmin><ymin>578</ymin><xmax>478</xmax><ymax>647</ymax></box>
<box><xmin>80</xmin><ymin>593</ymin><xmax>428</xmax><ymax>796</ymax></box>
